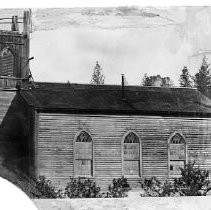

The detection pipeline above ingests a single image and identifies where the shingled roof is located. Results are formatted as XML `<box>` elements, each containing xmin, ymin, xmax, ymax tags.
<box><xmin>19</xmin><ymin>82</ymin><xmax>211</xmax><ymax>116</ymax></box>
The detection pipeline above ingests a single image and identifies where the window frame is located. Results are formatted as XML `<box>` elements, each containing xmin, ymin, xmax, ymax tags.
<box><xmin>0</xmin><ymin>47</ymin><xmax>15</xmax><ymax>77</ymax></box>
<box><xmin>168</xmin><ymin>132</ymin><xmax>187</xmax><ymax>178</ymax></box>
<box><xmin>73</xmin><ymin>130</ymin><xmax>94</xmax><ymax>178</ymax></box>
<box><xmin>122</xmin><ymin>131</ymin><xmax>142</xmax><ymax>178</ymax></box>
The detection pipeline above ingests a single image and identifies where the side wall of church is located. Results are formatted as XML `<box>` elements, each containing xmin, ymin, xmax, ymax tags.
<box><xmin>35</xmin><ymin>112</ymin><xmax>211</xmax><ymax>190</ymax></box>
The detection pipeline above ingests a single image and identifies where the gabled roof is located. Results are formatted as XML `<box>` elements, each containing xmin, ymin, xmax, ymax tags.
<box><xmin>19</xmin><ymin>82</ymin><xmax>211</xmax><ymax>116</ymax></box>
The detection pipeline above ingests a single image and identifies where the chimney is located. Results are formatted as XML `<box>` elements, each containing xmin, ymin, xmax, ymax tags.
<box><xmin>121</xmin><ymin>74</ymin><xmax>125</xmax><ymax>99</ymax></box>
<box><xmin>11</xmin><ymin>16</ymin><xmax>19</xmax><ymax>32</ymax></box>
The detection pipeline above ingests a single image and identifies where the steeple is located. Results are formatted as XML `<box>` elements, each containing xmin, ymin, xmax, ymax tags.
<box><xmin>0</xmin><ymin>10</ymin><xmax>31</xmax><ymax>89</ymax></box>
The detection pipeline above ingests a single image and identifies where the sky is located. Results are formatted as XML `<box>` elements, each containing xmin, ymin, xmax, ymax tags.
<box><xmin>1</xmin><ymin>5</ymin><xmax>211</xmax><ymax>86</ymax></box>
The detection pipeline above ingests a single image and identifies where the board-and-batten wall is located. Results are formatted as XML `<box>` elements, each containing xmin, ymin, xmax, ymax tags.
<box><xmin>36</xmin><ymin>113</ymin><xmax>211</xmax><ymax>189</ymax></box>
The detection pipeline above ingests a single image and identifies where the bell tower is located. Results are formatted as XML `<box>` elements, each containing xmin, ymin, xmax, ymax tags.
<box><xmin>0</xmin><ymin>10</ymin><xmax>31</xmax><ymax>89</ymax></box>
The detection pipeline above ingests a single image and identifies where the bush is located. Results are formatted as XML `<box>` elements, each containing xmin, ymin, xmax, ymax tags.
<box><xmin>174</xmin><ymin>161</ymin><xmax>210</xmax><ymax>196</ymax></box>
<box><xmin>141</xmin><ymin>176</ymin><xmax>161</xmax><ymax>197</ymax></box>
<box><xmin>140</xmin><ymin>176</ymin><xmax>175</xmax><ymax>197</ymax></box>
<box><xmin>160</xmin><ymin>180</ymin><xmax>178</xmax><ymax>197</ymax></box>
<box><xmin>34</xmin><ymin>176</ymin><xmax>63</xmax><ymax>198</ymax></box>
<box><xmin>107</xmin><ymin>177</ymin><xmax>131</xmax><ymax>198</ymax></box>
<box><xmin>34</xmin><ymin>176</ymin><xmax>131</xmax><ymax>199</ymax></box>
<box><xmin>64</xmin><ymin>177</ymin><xmax>101</xmax><ymax>198</ymax></box>
<box><xmin>141</xmin><ymin>161</ymin><xmax>210</xmax><ymax>197</ymax></box>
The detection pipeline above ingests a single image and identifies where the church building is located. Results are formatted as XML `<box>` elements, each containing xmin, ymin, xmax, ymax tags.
<box><xmin>1</xmin><ymin>11</ymin><xmax>211</xmax><ymax>190</ymax></box>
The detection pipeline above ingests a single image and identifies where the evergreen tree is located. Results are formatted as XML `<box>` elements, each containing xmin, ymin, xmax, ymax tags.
<box><xmin>90</xmin><ymin>61</ymin><xmax>105</xmax><ymax>85</ymax></box>
<box><xmin>194</xmin><ymin>56</ymin><xmax>211</xmax><ymax>94</ymax></box>
<box><xmin>179</xmin><ymin>66</ymin><xmax>193</xmax><ymax>87</ymax></box>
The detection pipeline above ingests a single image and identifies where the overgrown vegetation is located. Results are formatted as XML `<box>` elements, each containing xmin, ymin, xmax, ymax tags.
<box><xmin>174</xmin><ymin>161</ymin><xmax>210</xmax><ymax>196</ymax></box>
<box><xmin>64</xmin><ymin>177</ymin><xmax>101</xmax><ymax>198</ymax></box>
<box><xmin>141</xmin><ymin>161</ymin><xmax>211</xmax><ymax>197</ymax></box>
<box><xmin>33</xmin><ymin>176</ymin><xmax>131</xmax><ymax>198</ymax></box>
<box><xmin>107</xmin><ymin>177</ymin><xmax>131</xmax><ymax>198</ymax></box>
<box><xmin>34</xmin><ymin>176</ymin><xmax>63</xmax><ymax>198</ymax></box>
<box><xmin>34</xmin><ymin>162</ymin><xmax>210</xmax><ymax>198</ymax></box>
<box><xmin>141</xmin><ymin>176</ymin><xmax>180</xmax><ymax>197</ymax></box>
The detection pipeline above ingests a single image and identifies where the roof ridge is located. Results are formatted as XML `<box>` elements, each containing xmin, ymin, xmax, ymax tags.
<box><xmin>34</xmin><ymin>82</ymin><xmax>198</xmax><ymax>91</ymax></box>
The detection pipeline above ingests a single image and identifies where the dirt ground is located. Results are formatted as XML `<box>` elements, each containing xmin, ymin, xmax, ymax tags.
<box><xmin>33</xmin><ymin>192</ymin><xmax>211</xmax><ymax>210</ymax></box>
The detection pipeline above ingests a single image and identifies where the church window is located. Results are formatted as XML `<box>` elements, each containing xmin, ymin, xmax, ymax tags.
<box><xmin>74</xmin><ymin>131</ymin><xmax>93</xmax><ymax>177</ymax></box>
<box><xmin>169</xmin><ymin>133</ymin><xmax>186</xmax><ymax>177</ymax></box>
<box><xmin>0</xmin><ymin>48</ymin><xmax>14</xmax><ymax>76</ymax></box>
<box><xmin>123</xmin><ymin>132</ymin><xmax>141</xmax><ymax>176</ymax></box>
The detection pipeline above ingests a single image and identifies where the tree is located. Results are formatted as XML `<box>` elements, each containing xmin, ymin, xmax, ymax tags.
<box><xmin>194</xmin><ymin>56</ymin><xmax>211</xmax><ymax>94</ymax></box>
<box><xmin>142</xmin><ymin>74</ymin><xmax>174</xmax><ymax>87</ymax></box>
<box><xmin>161</xmin><ymin>77</ymin><xmax>174</xmax><ymax>87</ymax></box>
<box><xmin>91</xmin><ymin>61</ymin><xmax>105</xmax><ymax>85</ymax></box>
<box><xmin>179</xmin><ymin>66</ymin><xmax>193</xmax><ymax>87</ymax></box>
<box><xmin>142</xmin><ymin>73</ymin><xmax>153</xmax><ymax>86</ymax></box>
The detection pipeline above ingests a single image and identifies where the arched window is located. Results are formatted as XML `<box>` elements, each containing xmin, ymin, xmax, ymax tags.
<box><xmin>123</xmin><ymin>132</ymin><xmax>141</xmax><ymax>176</ymax></box>
<box><xmin>74</xmin><ymin>131</ymin><xmax>93</xmax><ymax>177</ymax></box>
<box><xmin>0</xmin><ymin>48</ymin><xmax>14</xmax><ymax>76</ymax></box>
<box><xmin>169</xmin><ymin>133</ymin><xmax>186</xmax><ymax>177</ymax></box>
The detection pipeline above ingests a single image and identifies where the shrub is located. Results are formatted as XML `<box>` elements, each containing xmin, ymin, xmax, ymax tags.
<box><xmin>34</xmin><ymin>176</ymin><xmax>63</xmax><ymax>198</ymax></box>
<box><xmin>107</xmin><ymin>177</ymin><xmax>131</xmax><ymax>198</ymax></box>
<box><xmin>174</xmin><ymin>161</ymin><xmax>210</xmax><ymax>196</ymax></box>
<box><xmin>141</xmin><ymin>161</ymin><xmax>210</xmax><ymax>197</ymax></box>
<box><xmin>160</xmin><ymin>180</ymin><xmax>178</xmax><ymax>197</ymax></box>
<box><xmin>141</xmin><ymin>176</ymin><xmax>167</xmax><ymax>197</ymax></box>
<box><xmin>64</xmin><ymin>177</ymin><xmax>101</xmax><ymax>198</ymax></box>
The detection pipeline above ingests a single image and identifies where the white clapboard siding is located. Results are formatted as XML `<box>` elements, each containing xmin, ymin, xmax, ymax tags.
<box><xmin>37</xmin><ymin>113</ymin><xmax>211</xmax><ymax>189</ymax></box>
